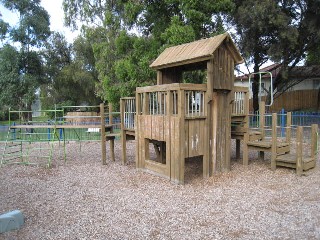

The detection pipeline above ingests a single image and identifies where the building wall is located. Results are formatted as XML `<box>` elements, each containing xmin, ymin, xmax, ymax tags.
<box><xmin>235</xmin><ymin>78</ymin><xmax>320</xmax><ymax>96</ymax></box>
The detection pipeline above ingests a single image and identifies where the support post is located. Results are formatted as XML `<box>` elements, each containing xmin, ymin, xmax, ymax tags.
<box><xmin>296</xmin><ymin>126</ymin><xmax>303</xmax><ymax>176</ymax></box>
<box><xmin>108</xmin><ymin>103</ymin><xmax>115</xmax><ymax>162</ymax></box>
<box><xmin>236</xmin><ymin>139</ymin><xmax>240</xmax><ymax>159</ymax></box>
<box><xmin>258</xmin><ymin>101</ymin><xmax>265</xmax><ymax>160</ymax></box>
<box><xmin>271</xmin><ymin>113</ymin><xmax>277</xmax><ymax>171</ymax></box>
<box><xmin>311</xmin><ymin>124</ymin><xmax>318</xmax><ymax>159</ymax></box>
<box><xmin>286</xmin><ymin>112</ymin><xmax>292</xmax><ymax>145</ymax></box>
<box><xmin>100</xmin><ymin>103</ymin><xmax>106</xmax><ymax>165</ymax></box>
<box><xmin>120</xmin><ymin>99</ymin><xmax>126</xmax><ymax>164</ymax></box>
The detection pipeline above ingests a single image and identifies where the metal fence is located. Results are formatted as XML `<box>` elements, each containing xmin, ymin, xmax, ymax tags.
<box><xmin>0</xmin><ymin>117</ymin><xmax>121</xmax><ymax>142</ymax></box>
<box><xmin>250</xmin><ymin>110</ymin><xmax>320</xmax><ymax>128</ymax></box>
<box><xmin>2</xmin><ymin>110</ymin><xmax>320</xmax><ymax>142</ymax></box>
<box><xmin>249</xmin><ymin>109</ymin><xmax>320</xmax><ymax>139</ymax></box>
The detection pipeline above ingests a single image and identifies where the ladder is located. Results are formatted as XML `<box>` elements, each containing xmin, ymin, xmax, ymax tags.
<box><xmin>1</xmin><ymin>127</ymin><xmax>23</xmax><ymax>165</ymax></box>
<box><xmin>1</xmin><ymin>125</ymin><xmax>60</xmax><ymax>168</ymax></box>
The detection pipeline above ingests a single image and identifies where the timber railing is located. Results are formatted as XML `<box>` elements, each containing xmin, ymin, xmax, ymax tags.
<box><xmin>232</xmin><ymin>86</ymin><xmax>249</xmax><ymax>117</ymax></box>
<box><xmin>120</xmin><ymin>97</ymin><xmax>136</xmax><ymax>131</ymax></box>
<box><xmin>136</xmin><ymin>83</ymin><xmax>207</xmax><ymax>119</ymax></box>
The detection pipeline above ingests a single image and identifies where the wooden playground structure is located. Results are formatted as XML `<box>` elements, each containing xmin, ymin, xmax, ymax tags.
<box><xmin>1</xmin><ymin>33</ymin><xmax>318</xmax><ymax>183</ymax></box>
<box><xmin>120</xmin><ymin>33</ymin><xmax>319</xmax><ymax>183</ymax></box>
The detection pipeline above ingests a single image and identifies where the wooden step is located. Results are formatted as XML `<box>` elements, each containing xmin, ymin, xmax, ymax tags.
<box><xmin>275</xmin><ymin>154</ymin><xmax>316</xmax><ymax>171</ymax></box>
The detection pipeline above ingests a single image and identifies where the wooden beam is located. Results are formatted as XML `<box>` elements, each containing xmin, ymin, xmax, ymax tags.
<box><xmin>258</xmin><ymin>101</ymin><xmax>266</xmax><ymax>160</ymax></box>
<box><xmin>108</xmin><ymin>103</ymin><xmax>115</xmax><ymax>162</ymax></box>
<box><xmin>206</xmin><ymin>59</ymin><xmax>213</xmax><ymax>102</ymax></box>
<box><xmin>271</xmin><ymin>113</ymin><xmax>277</xmax><ymax>171</ymax></box>
<box><xmin>296</xmin><ymin>126</ymin><xmax>303</xmax><ymax>176</ymax></box>
<box><xmin>311</xmin><ymin>124</ymin><xmax>318</xmax><ymax>159</ymax></box>
<box><xmin>286</xmin><ymin>112</ymin><xmax>292</xmax><ymax>146</ymax></box>
<box><xmin>157</xmin><ymin>70</ymin><xmax>163</xmax><ymax>85</ymax></box>
<box><xmin>120</xmin><ymin>99</ymin><xmax>126</xmax><ymax>164</ymax></box>
<box><xmin>100</xmin><ymin>103</ymin><xmax>106</xmax><ymax>165</ymax></box>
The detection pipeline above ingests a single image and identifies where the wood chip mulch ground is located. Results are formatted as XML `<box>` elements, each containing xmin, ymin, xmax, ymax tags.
<box><xmin>1</xmin><ymin>140</ymin><xmax>319</xmax><ymax>240</ymax></box>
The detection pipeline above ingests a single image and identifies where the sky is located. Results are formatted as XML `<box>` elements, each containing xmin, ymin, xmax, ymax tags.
<box><xmin>0</xmin><ymin>0</ymin><xmax>79</xmax><ymax>43</ymax></box>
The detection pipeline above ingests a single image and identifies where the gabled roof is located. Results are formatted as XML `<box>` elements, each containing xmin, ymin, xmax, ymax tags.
<box><xmin>235</xmin><ymin>64</ymin><xmax>320</xmax><ymax>81</ymax></box>
<box><xmin>235</xmin><ymin>64</ymin><xmax>281</xmax><ymax>81</ymax></box>
<box><xmin>150</xmin><ymin>33</ymin><xmax>243</xmax><ymax>70</ymax></box>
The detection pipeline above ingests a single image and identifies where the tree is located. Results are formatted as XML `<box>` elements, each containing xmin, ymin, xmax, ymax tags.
<box><xmin>42</xmin><ymin>33</ymin><xmax>100</xmax><ymax>108</ymax></box>
<box><xmin>63</xmin><ymin>0</ymin><xmax>235</xmax><ymax>106</ymax></box>
<box><xmin>0</xmin><ymin>0</ymin><xmax>51</xmax><ymax>114</ymax></box>
<box><xmin>231</xmin><ymin>0</ymin><xmax>320</xmax><ymax>111</ymax></box>
<box><xmin>0</xmin><ymin>45</ymin><xmax>20</xmax><ymax>109</ymax></box>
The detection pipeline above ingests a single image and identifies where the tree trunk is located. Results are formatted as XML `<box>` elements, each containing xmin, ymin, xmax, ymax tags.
<box><xmin>252</xmin><ymin>64</ymin><xmax>260</xmax><ymax>113</ymax></box>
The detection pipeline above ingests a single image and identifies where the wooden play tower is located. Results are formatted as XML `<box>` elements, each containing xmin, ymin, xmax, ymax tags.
<box><xmin>132</xmin><ymin>33</ymin><xmax>244</xmax><ymax>184</ymax></box>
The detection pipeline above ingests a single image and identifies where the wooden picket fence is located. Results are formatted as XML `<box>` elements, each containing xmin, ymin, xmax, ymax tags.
<box><xmin>249</xmin><ymin>89</ymin><xmax>319</xmax><ymax>112</ymax></box>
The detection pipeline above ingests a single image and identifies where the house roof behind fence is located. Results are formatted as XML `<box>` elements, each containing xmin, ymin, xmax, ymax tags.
<box><xmin>150</xmin><ymin>33</ymin><xmax>243</xmax><ymax>70</ymax></box>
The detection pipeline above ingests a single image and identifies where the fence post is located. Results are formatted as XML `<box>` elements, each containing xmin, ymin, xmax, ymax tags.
<box><xmin>47</xmin><ymin>128</ymin><xmax>50</xmax><ymax>140</ymax></box>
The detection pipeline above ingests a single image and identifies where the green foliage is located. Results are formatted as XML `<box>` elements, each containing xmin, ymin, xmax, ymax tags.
<box><xmin>231</xmin><ymin>0</ymin><xmax>320</xmax><ymax>111</ymax></box>
<box><xmin>0</xmin><ymin>19</ymin><xmax>10</xmax><ymax>41</ymax></box>
<box><xmin>0</xmin><ymin>0</ymin><xmax>50</xmax><ymax>114</ymax></box>
<box><xmin>1</xmin><ymin>0</ymin><xmax>51</xmax><ymax>48</ymax></box>
<box><xmin>93</xmin><ymin>29</ymin><xmax>158</xmax><ymax>106</ymax></box>
<box><xmin>160</xmin><ymin>16</ymin><xmax>196</xmax><ymax>47</ymax></box>
<box><xmin>306</xmin><ymin>41</ymin><xmax>320</xmax><ymax>65</ymax></box>
<box><xmin>62</xmin><ymin>0</ymin><xmax>234</xmax><ymax>106</ymax></box>
<box><xmin>0</xmin><ymin>45</ymin><xmax>20</xmax><ymax>109</ymax></box>
<box><xmin>41</xmin><ymin>33</ymin><xmax>100</xmax><ymax>109</ymax></box>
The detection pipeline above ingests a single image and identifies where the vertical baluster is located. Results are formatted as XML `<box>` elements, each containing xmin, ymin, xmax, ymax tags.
<box><xmin>176</xmin><ymin>91</ymin><xmax>178</xmax><ymax>115</ymax></box>
<box><xmin>164</xmin><ymin>93</ymin><xmax>166</xmax><ymax>115</ymax></box>
<box><xmin>149</xmin><ymin>93</ymin><xmax>151</xmax><ymax>115</ymax></box>
<box><xmin>202</xmin><ymin>92</ymin><xmax>204</xmax><ymax>115</ymax></box>
<box><xmin>241</xmin><ymin>92</ymin><xmax>244</xmax><ymax>114</ymax></box>
<box><xmin>187</xmin><ymin>91</ymin><xmax>189</xmax><ymax>116</ymax></box>
<box><xmin>159</xmin><ymin>92</ymin><xmax>162</xmax><ymax>115</ymax></box>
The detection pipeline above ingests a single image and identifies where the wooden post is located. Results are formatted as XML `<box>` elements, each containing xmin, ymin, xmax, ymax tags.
<box><xmin>157</xmin><ymin>70</ymin><xmax>163</xmax><ymax>85</ymax></box>
<box><xmin>243</xmin><ymin>132</ymin><xmax>249</xmax><ymax>165</ymax></box>
<box><xmin>207</xmin><ymin>59</ymin><xmax>214</xmax><ymax>175</ymax></box>
<box><xmin>239</xmin><ymin>89</ymin><xmax>249</xmax><ymax>161</ymax></box>
<box><xmin>259</xmin><ymin>101</ymin><xmax>265</xmax><ymax>160</ymax></box>
<box><xmin>120</xmin><ymin>99</ymin><xmax>127</xmax><ymax>164</ymax></box>
<box><xmin>259</xmin><ymin>101</ymin><xmax>266</xmax><ymax>139</ymax></box>
<box><xmin>311</xmin><ymin>124</ymin><xmax>318</xmax><ymax>159</ymax></box>
<box><xmin>108</xmin><ymin>103</ymin><xmax>115</xmax><ymax>162</ymax></box>
<box><xmin>271</xmin><ymin>113</ymin><xmax>277</xmax><ymax>171</ymax></box>
<box><xmin>177</xmin><ymin>89</ymin><xmax>185</xmax><ymax>184</ymax></box>
<box><xmin>203</xmin><ymin>90</ymin><xmax>210</xmax><ymax>178</ymax></box>
<box><xmin>170</xmin><ymin>89</ymin><xmax>185</xmax><ymax>184</ymax></box>
<box><xmin>136</xmin><ymin>93</ymin><xmax>142</xmax><ymax>168</ymax></box>
<box><xmin>225</xmin><ymin>91</ymin><xmax>232</xmax><ymax>171</ymax></box>
<box><xmin>286</xmin><ymin>112</ymin><xmax>292</xmax><ymax>144</ymax></box>
<box><xmin>100</xmin><ymin>103</ymin><xmax>107</xmax><ymax>165</ymax></box>
<box><xmin>296</xmin><ymin>126</ymin><xmax>303</xmax><ymax>176</ymax></box>
<box><xmin>236</xmin><ymin>139</ymin><xmax>240</xmax><ymax>159</ymax></box>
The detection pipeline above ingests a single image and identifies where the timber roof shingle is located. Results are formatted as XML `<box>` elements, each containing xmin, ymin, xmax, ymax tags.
<box><xmin>150</xmin><ymin>33</ymin><xmax>243</xmax><ymax>70</ymax></box>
